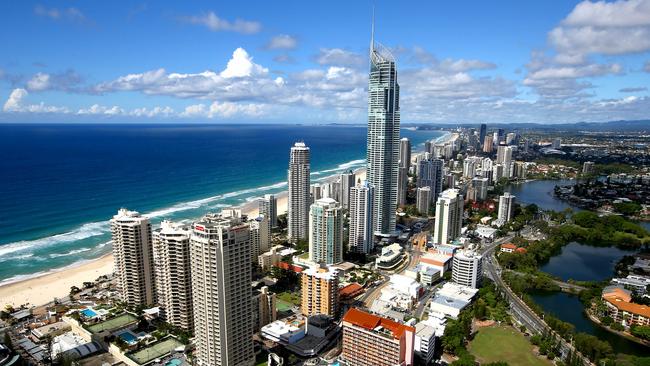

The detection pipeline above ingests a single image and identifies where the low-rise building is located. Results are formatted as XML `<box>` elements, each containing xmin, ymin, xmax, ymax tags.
<box><xmin>341</xmin><ymin>308</ymin><xmax>415</xmax><ymax>366</ymax></box>
<box><xmin>375</xmin><ymin>243</ymin><xmax>407</xmax><ymax>270</ymax></box>
<box><xmin>414</xmin><ymin>323</ymin><xmax>436</xmax><ymax>365</ymax></box>
<box><xmin>603</xmin><ymin>288</ymin><xmax>650</xmax><ymax>327</ymax></box>
<box><xmin>429</xmin><ymin>283</ymin><xmax>479</xmax><ymax>319</ymax></box>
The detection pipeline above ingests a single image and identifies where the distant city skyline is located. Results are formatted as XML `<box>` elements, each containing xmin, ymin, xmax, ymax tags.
<box><xmin>1</xmin><ymin>0</ymin><xmax>649</xmax><ymax>124</ymax></box>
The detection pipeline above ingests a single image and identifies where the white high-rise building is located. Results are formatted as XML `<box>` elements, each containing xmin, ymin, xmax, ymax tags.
<box><xmin>452</xmin><ymin>250</ymin><xmax>483</xmax><ymax>289</ymax></box>
<box><xmin>309</xmin><ymin>198</ymin><xmax>343</xmax><ymax>264</ymax></box>
<box><xmin>433</xmin><ymin>189</ymin><xmax>463</xmax><ymax>245</ymax></box>
<box><xmin>153</xmin><ymin>220</ymin><xmax>193</xmax><ymax>330</ymax></box>
<box><xmin>339</xmin><ymin>170</ymin><xmax>356</xmax><ymax>210</ymax></box>
<box><xmin>111</xmin><ymin>208</ymin><xmax>155</xmax><ymax>306</ymax></box>
<box><xmin>190</xmin><ymin>212</ymin><xmax>254</xmax><ymax>366</ymax></box>
<box><xmin>470</xmin><ymin>177</ymin><xmax>489</xmax><ymax>201</ymax></box>
<box><xmin>416</xmin><ymin>186</ymin><xmax>431</xmax><ymax>215</ymax></box>
<box><xmin>310</xmin><ymin>183</ymin><xmax>323</xmax><ymax>203</ymax></box>
<box><xmin>249</xmin><ymin>214</ymin><xmax>271</xmax><ymax>261</ymax></box>
<box><xmin>259</xmin><ymin>194</ymin><xmax>277</xmax><ymax>229</ymax></box>
<box><xmin>399</xmin><ymin>137</ymin><xmax>411</xmax><ymax>169</ymax></box>
<box><xmin>288</xmin><ymin>142</ymin><xmax>311</xmax><ymax>242</ymax></box>
<box><xmin>367</xmin><ymin>31</ymin><xmax>400</xmax><ymax>237</ymax></box>
<box><xmin>348</xmin><ymin>181</ymin><xmax>374</xmax><ymax>254</ymax></box>
<box><xmin>498</xmin><ymin>192</ymin><xmax>516</xmax><ymax>223</ymax></box>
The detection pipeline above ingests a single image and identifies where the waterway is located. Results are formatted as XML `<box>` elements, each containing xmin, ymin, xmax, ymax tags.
<box><xmin>540</xmin><ymin>242</ymin><xmax>635</xmax><ymax>282</ymax></box>
<box><xmin>506</xmin><ymin>179</ymin><xmax>580</xmax><ymax>212</ymax></box>
<box><xmin>531</xmin><ymin>291</ymin><xmax>648</xmax><ymax>356</ymax></box>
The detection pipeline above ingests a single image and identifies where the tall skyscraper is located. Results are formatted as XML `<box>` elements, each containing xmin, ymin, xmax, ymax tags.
<box><xmin>259</xmin><ymin>194</ymin><xmax>277</xmax><ymax>229</ymax></box>
<box><xmin>452</xmin><ymin>250</ymin><xmax>483</xmax><ymax>289</ymax></box>
<box><xmin>417</xmin><ymin>158</ymin><xmax>443</xmax><ymax>202</ymax></box>
<box><xmin>301</xmin><ymin>265</ymin><xmax>340</xmax><ymax>317</ymax></box>
<box><xmin>309</xmin><ymin>198</ymin><xmax>343</xmax><ymax>264</ymax></box>
<box><xmin>433</xmin><ymin>189</ymin><xmax>463</xmax><ymax>245</ymax></box>
<box><xmin>349</xmin><ymin>181</ymin><xmax>374</xmax><ymax>254</ymax></box>
<box><xmin>288</xmin><ymin>142</ymin><xmax>311</xmax><ymax>242</ymax></box>
<box><xmin>416</xmin><ymin>186</ymin><xmax>431</xmax><ymax>215</ymax></box>
<box><xmin>498</xmin><ymin>192</ymin><xmax>516</xmax><ymax>223</ymax></box>
<box><xmin>342</xmin><ymin>308</ymin><xmax>415</xmax><ymax>366</ymax></box>
<box><xmin>479</xmin><ymin>124</ymin><xmax>487</xmax><ymax>148</ymax></box>
<box><xmin>111</xmin><ymin>208</ymin><xmax>155</xmax><ymax>306</ymax></box>
<box><xmin>470</xmin><ymin>177</ymin><xmax>489</xmax><ymax>201</ymax></box>
<box><xmin>399</xmin><ymin>137</ymin><xmax>411</xmax><ymax>169</ymax></box>
<box><xmin>367</xmin><ymin>26</ymin><xmax>400</xmax><ymax>237</ymax></box>
<box><xmin>339</xmin><ymin>170</ymin><xmax>356</xmax><ymax>210</ymax></box>
<box><xmin>190</xmin><ymin>213</ymin><xmax>254</xmax><ymax>366</ymax></box>
<box><xmin>153</xmin><ymin>220</ymin><xmax>193</xmax><ymax>330</ymax></box>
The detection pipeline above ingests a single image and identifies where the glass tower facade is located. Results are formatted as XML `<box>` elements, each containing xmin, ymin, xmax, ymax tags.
<box><xmin>366</xmin><ymin>38</ymin><xmax>400</xmax><ymax>237</ymax></box>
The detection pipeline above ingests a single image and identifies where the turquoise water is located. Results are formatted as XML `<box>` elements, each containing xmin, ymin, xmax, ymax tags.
<box><xmin>164</xmin><ymin>359</ymin><xmax>182</xmax><ymax>366</ymax></box>
<box><xmin>81</xmin><ymin>308</ymin><xmax>97</xmax><ymax>317</ymax></box>
<box><xmin>118</xmin><ymin>330</ymin><xmax>138</xmax><ymax>344</ymax></box>
<box><xmin>0</xmin><ymin>124</ymin><xmax>445</xmax><ymax>283</ymax></box>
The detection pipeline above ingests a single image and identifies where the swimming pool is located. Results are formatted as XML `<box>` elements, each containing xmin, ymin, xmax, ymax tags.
<box><xmin>164</xmin><ymin>359</ymin><xmax>182</xmax><ymax>366</ymax></box>
<box><xmin>81</xmin><ymin>308</ymin><xmax>97</xmax><ymax>318</ymax></box>
<box><xmin>118</xmin><ymin>331</ymin><xmax>138</xmax><ymax>344</ymax></box>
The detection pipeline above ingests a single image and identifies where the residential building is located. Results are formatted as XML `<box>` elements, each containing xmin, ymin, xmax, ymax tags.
<box><xmin>348</xmin><ymin>181</ymin><xmax>374</xmax><ymax>254</ymax></box>
<box><xmin>367</xmin><ymin>32</ymin><xmax>400</xmax><ymax>237</ymax></box>
<box><xmin>470</xmin><ymin>177</ymin><xmax>488</xmax><ymax>201</ymax></box>
<box><xmin>602</xmin><ymin>288</ymin><xmax>650</xmax><ymax>327</ymax></box>
<box><xmin>309</xmin><ymin>198</ymin><xmax>343</xmax><ymax>265</ymax></box>
<box><xmin>259</xmin><ymin>194</ymin><xmax>278</xmax><ymax>228</ymax></box>
<box><xmin>414</xmin><ymin>323</ymin><xmax>436</xmax><ymax>365</ymax></box>
<box><xmin>288</xmin><ymin>142</ymin><xmax>311</xmax><ymax>242</ymax></box>
<box><xmin>416</xmin><ymin>187</ymin><xmax>431</xmax><ymax>215</ymax></box>
<box><xmin>301</xmin><ymin>265</ymin><xmax>340</xmax><ymax>317</ymax></box>
<box><xmin>417</xmin><ymin>158</ymin><xmax>443</xmax><ymax>202</ymax></box>
<box><xmin>190</xmin><ymin>212</ymin><xmax>254</xmax><ymax>366</ymax></box>
<box><xmin>397</xmin><ymin>166</ymin><xmax>409</xmax><ymax>206</ymax></box>
<box><xmin>152</xmin><ymin>220</ymin><xmax>193</xmax><ymax>330</ymax></box>
<box><xmin>111</xmin><ymin>208</ymin><xmax>155</xmax><ymax>306</ymax></box>
<box><xmin>399</xmin><ymin>137</ymin><xmax>411</xmax><ymax>170</ymax></box>
<box><xmin>498</xmin><ymin>192</ymin><xmax>516</xmax><ymax>223</ymax></box>
<box><xmin>249</xmin><ymin>214</ymin><xmax>271</xmax><ymax>262</ymax></box>
<box><xmin>483</xmin><ymin>135</ymin><xmax>493</xmax><ymax>153</ymax></box>
<box><xmin>452</xmin><ymin>250</ymin><xmax>483</xmax><ymax>289</ymax></box>
<box><xmin>339</xmin><ymin>170</ymin><xmax>356</xmax><ymax>210</ymax></box>
<box><xmin>258</xmin><ymin>245</ymin><xmax>285</xmax><ymax>271</ymax></box>
<box><xmin>258</xmin><ymin>286</ymin><xmax>277</xmax><ymax>330</ymax></box>
<box><xmin>433</xmin><ymin>189</ymin><xmax>463</xmax><ymax>245</ymax></box>
<box><xmin>583</xmin><ymin>161</ymin><xmax>595</xmax><ymax>175</ymax></box>
<box><xmin>341</xmin><ymin>308</ymin><xmax>415</xmax><ymax>366</ymax></box>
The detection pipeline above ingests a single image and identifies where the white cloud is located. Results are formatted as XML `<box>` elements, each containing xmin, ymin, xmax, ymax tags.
<box><xmin>34</xmin><ymin>5</ymin><xmax>85</xmax><ymax>22</ymax></box>
<box><xmin>220</xmin><ymin>48</ymin><xmax>268</xmax><ymax>78</ymax></box>
<box><xmin>181</xmin><ymin>101</ymin><xmax>265</xmax><ymax>118</ymax></box>
<box><xmin>129</xmin><ymin>106</ymin><xmax>175</xmax><ymax>117</ymax></box>
<box><xmin>3</xmin><ymin>88</ymin><xmax>69</xmax><ymax>113</ymax></box>
<box><xmin>182</xmin><ymin>12</ymin><xmax>260</xmax><ymax>34</ymax></box>
<box><xmin>77</xmin><ymin>104</ymin><xmax>124</xmax><ymax>115</ymax></box>
<box><xmin>315</xmin><ymin>48</ymin><xmax>365</xmax><ymax>67</ymax></box>
<box><xmin>267</xmin><ymin>35</ymin><xmax>297</xmax><ymax>50</ymax></box>
<box><xmin>26</xmin><ymin>72</ymin><xmax>51</xmax><ymax>91</ymax></box>
<box><xmin>563</xmin><ymin>0</ymin><xmax>650</xmax><ymax>27</ymax></box>
<box><xmin>3</xmin><ymin>88</ymin><xmax>28</xmax><ymax>112</ymax></box>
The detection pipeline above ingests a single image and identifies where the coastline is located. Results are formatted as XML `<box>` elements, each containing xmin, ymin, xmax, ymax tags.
<box><xmin>0</xmin><ymin>168</ymin><xmax>367</xmax><ymax>308</ymax></box>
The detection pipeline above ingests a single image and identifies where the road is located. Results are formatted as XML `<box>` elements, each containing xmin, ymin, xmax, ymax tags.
<box><xmin>483</xmin><ymin>236</ymin><xmax>593</xmax><ymax>366</ymax></box>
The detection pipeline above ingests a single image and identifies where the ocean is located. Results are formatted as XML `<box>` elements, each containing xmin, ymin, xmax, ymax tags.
<box><xmin>0</xmin><ymin>123</ymin><xmax>445</xmax><ymax>284</ymax></box>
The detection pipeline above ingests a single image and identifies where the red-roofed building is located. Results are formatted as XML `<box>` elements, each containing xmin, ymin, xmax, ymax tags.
<box><xmin>515</xmin><ymin>247</ymin><xmax>527</xmax><ymax>254</ymax></box>
<box><xmin>277</xmin><ymin>261</ymin><xmax>304</xmax><ymax>273</ymax></box>
<box><xmin>342</xmin><ymin>308</ymin><xmax>415</xmax><ymax>366</ymax></box>
<box><xmin>340</xmin><ymin>283</ymin><xmax>365</xmax><ymax>301</ymax></box>
<box><xmin>500</xmin><ymin>243</ymin><xmax>517</xmax><ymax>253</ymax></box>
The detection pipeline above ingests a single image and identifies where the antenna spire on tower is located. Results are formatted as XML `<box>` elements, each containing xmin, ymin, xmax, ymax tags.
<box><xmin>370</xmin><ymin>6</ymin><xmax>375</xmax><ymax>52</ymax></box>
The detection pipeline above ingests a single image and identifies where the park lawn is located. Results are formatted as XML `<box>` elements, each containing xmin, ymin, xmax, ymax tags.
<box><xmin>277</xmin><ymin>291</ymin><xmax>301</xmax><ymax>306</ymax></box>
<box><xmin>468</xmin><ymin>325</ymin><xmax>553</xmax><ymax>366</ymax></box>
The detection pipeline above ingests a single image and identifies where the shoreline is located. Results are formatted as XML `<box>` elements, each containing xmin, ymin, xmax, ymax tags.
<box><xmin>0</xmin><ymin>168</ymin><xmax>367</xmax><ymax>308</ymax></box>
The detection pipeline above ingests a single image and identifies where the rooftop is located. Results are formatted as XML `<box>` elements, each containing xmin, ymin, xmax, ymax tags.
<box><xmin>342</xmin><ymin>308</ymin><xmax>414</xmax><ymax>340</ymax></box>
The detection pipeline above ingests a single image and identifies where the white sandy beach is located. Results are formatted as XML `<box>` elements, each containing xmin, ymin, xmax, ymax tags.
<box><xmin>0</xmin><ymin>168</ymin><xmax>367</xmax><ymax>308</ymax></box>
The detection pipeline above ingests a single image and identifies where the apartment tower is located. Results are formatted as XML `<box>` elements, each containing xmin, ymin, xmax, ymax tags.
<box><xmin>432</xmin><ymin>189</ymin><xmax>463</xmax><ymax>245</ymax></box>
<box><xmin>309</xmin><ymin>197</ymin><xmax>343</xmax><ymax>265</ymax></box>
<box><xmin>111</xmin><ymin>208</ymin><xmax>155</xmax><ymax>306</ymax></box>
<box><xmin>190</xmin><ymin>213</ymin><xmax>254</xmax><ymax>366</ymax></box>
<box><xmin>152</xmin><ymin>220</ymin><xmax>193</xmax><ymax>330</ymax></box>
<box><xmin>288</xmin><ymin>142</ymin><xmax>311</xmax><ymax>241</ymax></box>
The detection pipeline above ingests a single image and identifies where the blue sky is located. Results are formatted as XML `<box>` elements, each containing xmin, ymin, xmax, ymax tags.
<box><xmin>1</xmin><ymin>0</ymin><xmax>649</xmax><ymax>124</ymax></box>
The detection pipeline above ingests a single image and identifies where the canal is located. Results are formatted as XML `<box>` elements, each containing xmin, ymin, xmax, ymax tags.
<box><xmin>510</xmin><ymin>180</ymin><xmax>649</xmax><ymax>355</ymax></box>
